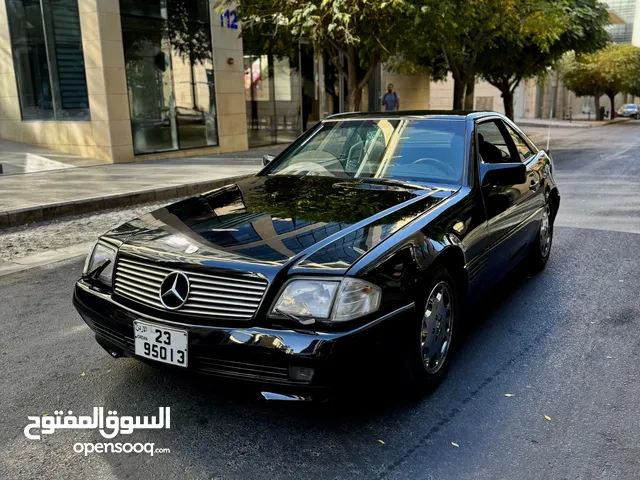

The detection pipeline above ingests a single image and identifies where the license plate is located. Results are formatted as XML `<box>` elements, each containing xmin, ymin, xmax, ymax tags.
<box><xmin>134</xmin><ymin>321</ymin><xmax>188</xmax><ymax>367</ymax></box>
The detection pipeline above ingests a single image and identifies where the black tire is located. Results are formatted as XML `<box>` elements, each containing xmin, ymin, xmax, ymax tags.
<box><xmin>528</xmin><ymin>197</ymin><xmax>554</xmax><ymax>271</ymax></box>
<box><xmin>401</xmin><ymin>266</ymin><xmax>460</xmax><ymax>396</ymax></box>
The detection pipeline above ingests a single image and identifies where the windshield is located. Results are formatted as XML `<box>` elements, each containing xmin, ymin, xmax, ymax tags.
<box><xmin>268</xmin><ymin>119</ymin><xmax>466</xmax><ymax>185</ymax></box>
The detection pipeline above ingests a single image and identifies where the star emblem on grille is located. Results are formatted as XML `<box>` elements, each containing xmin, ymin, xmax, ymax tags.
<box><xmin>159</xmin><ymin>272</ymin><xmax>190</xmax><ymax>310</ymax></box>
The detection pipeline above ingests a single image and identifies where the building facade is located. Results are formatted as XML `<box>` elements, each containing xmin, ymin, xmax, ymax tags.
<box><xmin>0</xmin><ymin>0</ymin><xmax>252</xmax><ymax>163</ymax></box>
<box><xmin>0</xmin><ymin>0</ymin><xmax>504</xmax><ymax>163</ymax></box>
<box><xmin>2</xmin><ymin>0</ymin><xmax>636</xmax><ymax>165</ymax></box>
<box><xmin>543</xmin><ymin>0</ymin><xmax>640</xmax><ymax>120</ymax></box>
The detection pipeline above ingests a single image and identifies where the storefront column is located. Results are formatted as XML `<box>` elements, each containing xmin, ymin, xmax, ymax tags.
<box><xmin>80</xmin><ymin>0</ymin><xmax>133</xmax><ymax>163</ymax></box>
<box><xmin>210</xmin><ymin>4</ymin><xmax>248</xmax><ymax>153</ymax></box>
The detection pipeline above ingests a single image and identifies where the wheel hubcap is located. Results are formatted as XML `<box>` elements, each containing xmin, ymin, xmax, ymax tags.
<box><xmin>540</xmin><ymin>204</ymin><xmax>551</xmax><ymax>257</ymax></box>
<box><xmin>420</xmin><ymin>282</ymin><xmax>454</xmax><ymax>374</ymax></box>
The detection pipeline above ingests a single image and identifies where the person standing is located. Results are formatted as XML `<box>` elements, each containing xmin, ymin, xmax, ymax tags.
<box><xmin>381</xmin><ymin>84</ymin><xmax>400</xmax><ymax>111</ymax></box>
<box><xmin>302</xmin><ymin>87</ymin><xmax>313</xmax><ymax>131</ymax></box>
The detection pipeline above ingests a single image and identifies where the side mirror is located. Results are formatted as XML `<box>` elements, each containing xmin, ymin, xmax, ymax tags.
<box><xmin>262</xmin><ymin>154</ymin><xmax>275</xmax><ymax>166</ymax></box>
<box><xmin>480</xmin><ymin>162</ymin><xmax>526</xmax><ymax>187</ymax></box>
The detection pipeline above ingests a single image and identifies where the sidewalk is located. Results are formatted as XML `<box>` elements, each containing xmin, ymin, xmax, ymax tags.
<box><xmin>0</xmin><ymin>139</ymin><xmax>108</xmax><ymax>175</ymax></box>
<box><xmin>515</xmin><ymin>116</ymin><xmax>630</xmax><ymax>128</ymax></box>
<box><xmin>0</xmin><ymin>142</ymin><xmax>284</xmax><ymax>229</ymax></box>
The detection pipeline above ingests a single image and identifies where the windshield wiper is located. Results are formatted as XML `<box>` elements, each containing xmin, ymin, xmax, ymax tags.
<box><xmin>355</xmin><ymin>178</ymin><xmax>434</xmax><ymax>190</ymax></box>
<box><xmin>87</xmin><ymin>259</ymin><xmax>111</xmax><ymax>280</ymax></box>
<box><xmin>273</xmin><ymin>308</ymin><xmax>316</xmax><ymax>326</ymax></box>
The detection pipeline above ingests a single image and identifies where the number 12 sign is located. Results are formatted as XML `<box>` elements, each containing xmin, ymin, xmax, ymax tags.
<box><xmin>220</xmin><ymin>9</ymin><xmax>238</xmax><ymax>29</ymax></box>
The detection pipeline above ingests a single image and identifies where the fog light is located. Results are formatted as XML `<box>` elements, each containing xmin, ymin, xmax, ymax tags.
<box><xmin>289</xmin><ymin>366</ymin><xmax>315</xmax><ymax>383</ymax></box>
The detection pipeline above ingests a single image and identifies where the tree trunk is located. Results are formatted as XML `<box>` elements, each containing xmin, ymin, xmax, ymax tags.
<box><xmin>453</xmin><ymin>76</ymin><xmax>466</xmax><ymax>110</ymax></box>
<box><xmin>608</xmin><ymin>93</ymin><xmax>616</xmax><ymax>119</ymax></box>
<box><xmin>346</xmin><ymin>47</ymin><xmax>360</xmax><ymax>112</ymax></box>
<box><xmin>503</xmin><ymin>90</ymin><xmax>515</xmax><ymax>121</ymax></box>
<box><xmin>594</xmin><ymin>95</ymin><xmax>601</xmax><ymax>121</ymax></box>
<box><xmin>464</xmin><ymin>77</ymin><xmax>475</xmax><ymax>110</ymax></box>
<box><xmin>352</xmin><ymin>88</ymin><xmax>363</xmax><ymax>111</ymax></box>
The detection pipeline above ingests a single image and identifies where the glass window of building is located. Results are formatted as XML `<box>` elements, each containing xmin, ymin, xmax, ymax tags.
<box><xmin>605</xmin><ymin>0</ymin><xmax>636</xmax><ymax>43</ymax></box>
<box><xmin>120</xmin><ymin>0</ymin><xmax>218</xmax><ymax>155</ymax></box>
<box><xmin>6</xmin><ymin>0</ymin><xmax>90</xmax><ymax>121</ymax></box>
<box><xmin>242</xmin><ymin>40</ymin><xmax>321</xmax><ymax>148</ymax></box>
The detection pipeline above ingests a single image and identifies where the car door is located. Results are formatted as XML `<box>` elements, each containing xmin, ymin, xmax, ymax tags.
<box><xmin>502</xmin><ymin>121</ymin><xmax>547</xmax><ymax>238</ymax></box>
<box><xmin>476</xmin><ymin>118</ymin><xmax>535</xmax><ymax>271</ymax></box>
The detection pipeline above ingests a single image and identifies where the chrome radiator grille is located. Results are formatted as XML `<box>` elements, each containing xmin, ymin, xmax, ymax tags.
<box><xmin>114</xmin><ymin>258</ymin><xmax>268</xmax><ymax>320</ymax></box>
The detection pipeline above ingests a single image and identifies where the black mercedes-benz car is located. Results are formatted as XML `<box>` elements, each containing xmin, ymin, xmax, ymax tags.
<box><xmin>73</xmin><ymin>111</ymin><xmax>559</xmax><ymax>399</ymax></box>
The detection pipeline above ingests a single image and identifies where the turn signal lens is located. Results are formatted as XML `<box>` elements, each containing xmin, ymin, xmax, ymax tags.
<box><xmin>332</xmin><ymin>278</ymin><xmax>382</xmax><ymax>322</ymax></box>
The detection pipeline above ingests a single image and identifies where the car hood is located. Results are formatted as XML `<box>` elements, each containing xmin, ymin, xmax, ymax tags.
<box><xmin>108</xmin><ymin>175</ymin><xmax>454</xmax><ymax>274</ymax></box>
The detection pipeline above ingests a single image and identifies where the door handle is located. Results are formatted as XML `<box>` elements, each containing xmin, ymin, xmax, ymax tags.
<box><xmin>529</xmin><ymin>180</ymin><xmax>540</xmax><ymax>191</ymax></box>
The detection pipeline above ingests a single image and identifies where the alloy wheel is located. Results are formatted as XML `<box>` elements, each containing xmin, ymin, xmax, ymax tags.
<box><xmin>540</xmin><ymin>203</ymin><xmax>552</xmax><ymax>257</ymax></box>
<box><xmin>420</xmin><ymin>281</ymin><xmax>454</xmax><ymax>374</ymax></box>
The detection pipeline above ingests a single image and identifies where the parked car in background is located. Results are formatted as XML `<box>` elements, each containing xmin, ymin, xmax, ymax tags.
<box><xmin>73</xmin><ymin>111</ymin><xmax>560</xmax><ymax>400</ymax></box>
<box><xmin>618</xmin><ymin>104</ymin><xmax>639</xmax><ymax>119</ymax></box>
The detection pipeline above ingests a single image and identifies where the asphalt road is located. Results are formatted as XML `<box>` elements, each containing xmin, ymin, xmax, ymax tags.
<box><xmin>1</xmin><ymin>123</ymin><xmax>639</xmax><ymax>479</ymax></box>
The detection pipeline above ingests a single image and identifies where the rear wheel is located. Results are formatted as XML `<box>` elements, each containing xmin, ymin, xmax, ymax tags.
<box><xmin>528</xmin><ymin>198</ymin><xmax>554</xmax><ymax>271</ymax></box>
<box><xmin>402</xmin><ymin>267</ymin><xmax>459</xmax><ymax>395</ymax></box>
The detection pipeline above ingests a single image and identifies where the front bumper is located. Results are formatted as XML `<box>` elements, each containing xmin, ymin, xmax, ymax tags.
<box><xmin>73</xmin><ymin>281</ymin><xmax>414</xmax><ymax>395</ymax></box>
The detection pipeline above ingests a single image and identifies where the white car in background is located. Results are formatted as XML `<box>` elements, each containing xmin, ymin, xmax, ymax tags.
<box><xmin>618</xmin><ymin>104</ymin><xmax>639</xmax><ymax>119</ymax></box>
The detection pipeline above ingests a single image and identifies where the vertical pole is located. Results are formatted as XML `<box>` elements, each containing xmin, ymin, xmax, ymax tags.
<box><xmin>298</xmin><ymin>40</ymin><xmax>303</xmax><ymax>134</ymax></box>
<box><xmin>338</xmin><ymin>51</ymin><xmax>345</xmax><ymax>113</ymax></box>
<box><xmin>317</xmin><ymin>53</ymin><xmax>325</xmax><ymax>119</ymax></box>
<box><xmin>546</xmin><ymin>74</ymin><xmax>556</xmax><ymax>152</ymax></box>
<box><xmin>268</xmin><ymin>53</ymin><xmax>276</xmax><ymax>143</ymax></box>
<box><xmin>39</xmin><ymin>0</ymin><xmax>59</xmax><ymax>118</ymax></box>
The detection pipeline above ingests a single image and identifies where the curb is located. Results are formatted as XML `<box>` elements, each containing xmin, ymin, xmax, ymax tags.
<box><xmin>517</xmin><ymin>121</ymin><xmax>591</xmax><ymax>129</ymax></box>
<box><xmin>0</xmin><ymin>174</ymin><xmax>254</xmax><ymax>230</ymax></box>
<box><xmin>0</xmin><ymin>241</ymin><xmax>95</xmax><ymax>277</ymax></box>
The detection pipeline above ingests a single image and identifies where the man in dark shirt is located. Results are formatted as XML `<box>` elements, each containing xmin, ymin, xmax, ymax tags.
<box><xmin>382</xmin><ymin>84</ymin><xmax>400</xmax><ymax>111</ymax></box>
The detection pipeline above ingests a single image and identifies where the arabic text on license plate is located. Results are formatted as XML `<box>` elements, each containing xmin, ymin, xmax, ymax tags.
<box><xmin>134</xmin><ymin>321</ymin><xmax>188</xmax><ymax>367</ymax></box>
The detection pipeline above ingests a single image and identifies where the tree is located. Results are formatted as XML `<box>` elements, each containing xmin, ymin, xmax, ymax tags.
<box><xmin>561</xmin><ymin>53</ymin><xmax>604</xmax><ymax>119</ymax></box>
<box><xmin>231</xmin><ymin>0</ymin><xmax>413</xmax><ymax>111</ymax></box>
<box><xmin>477</xmin><ymin>0</ymin><xmax>610</xmax><ymax>120</ymax></box>
<box><xmin>407</xmin><ymin>0</ymin><xmax>559</xmax><ymax>110</ymax></box>
<box><xmin>562</xmin><ymin>44</ymin><xmax>640</xmax><ymax>120</ymax></box>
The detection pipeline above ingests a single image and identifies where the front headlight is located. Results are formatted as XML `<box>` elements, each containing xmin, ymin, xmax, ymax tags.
<box><xmin>271</xmin><ymin>278</ymin><xmax>381</xmax><ymax>323</ymax></box>
<box><xmin>83</xmin><ymin>241</ymin><xmax>117</xmax><ymax>285</ymax></box>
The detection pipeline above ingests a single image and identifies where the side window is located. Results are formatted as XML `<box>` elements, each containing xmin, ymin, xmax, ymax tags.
<box><xmin>476</xmin><ymin>120</ymin><xmax>516</xmax><ymax>164</ymax></box>
<box><xmin>505</xmin><ymin>125</ymin><xmax>535</xmax><ymax>162</ymax></box>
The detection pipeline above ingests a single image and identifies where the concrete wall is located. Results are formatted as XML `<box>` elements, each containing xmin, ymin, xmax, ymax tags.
<box><xmin>381</xmin><ymin>69</ymin><xmax>431</xmax><ymax>111</ymax></box>
<box><xmin>426</xmin><ymin>73</ymin><xmax>505</xmax><ymax>113</ymax></box>
<box><xmin>0</xmin><ymin>0</ymin><xmax>248</xmax><ymax>163</ymax></box>
<box><xmin>0</xmin><ymin>0</ymin><xmax>136</xmax><ymax>162</ymax></box>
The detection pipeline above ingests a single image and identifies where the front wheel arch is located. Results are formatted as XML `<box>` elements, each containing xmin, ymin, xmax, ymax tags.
<box><xmin>424</xmin><ymin>246</ymin><xmax>468</xmax><ymax>306</ymax></box>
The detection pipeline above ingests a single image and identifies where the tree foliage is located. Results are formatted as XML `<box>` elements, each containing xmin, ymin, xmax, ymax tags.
<box><xmin>406</xmin><ymin>0</ymin><xmax>565</xmax><ymax>110</ymax></box>
<box><xmin>229</xmin><ymin>0</ymin><xmax>413</xmax><ymax>111</ymax></box>
<box><xmin>477</xmin><ymin>0</ymin><xmax>609</xmax><ymax>119</ymax></box>
<box><xmin>562</xmin><ymin>43</ymin><xmax>640</xmax><ymax>120</ymax></box>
